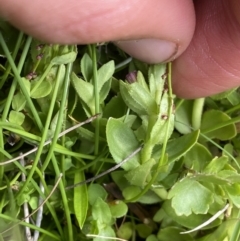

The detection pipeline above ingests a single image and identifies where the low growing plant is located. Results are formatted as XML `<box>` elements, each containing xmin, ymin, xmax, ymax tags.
<box><xmin>1</xmin><ymin>21</ymin><xmax>240</xmax><ymax>241</ymax></box>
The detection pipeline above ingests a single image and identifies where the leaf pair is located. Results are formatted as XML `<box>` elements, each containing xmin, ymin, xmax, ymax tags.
<box><xmin>71</xmin><ymin>54</ymin><xmax>114</xmax><ymax>116</ymax></box>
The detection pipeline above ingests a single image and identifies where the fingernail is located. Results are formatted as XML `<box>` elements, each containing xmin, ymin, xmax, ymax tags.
<box><xmin>114</xmin><ymin>39</ymin><xmax>178</xmax><ymax>64</ymax></box>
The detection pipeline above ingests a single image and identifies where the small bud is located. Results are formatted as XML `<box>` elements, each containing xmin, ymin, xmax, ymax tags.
<box><xmin>36</xmin><ymin>44</ymin><xmax>44</xmax><ymax>50</ymax></box>
<box><xmin>126</xmin><ymin>70</ymin><xmax>137</xmax><ymax>84</ymax></box>
<box><xmin>26</xmin><ymin>72</ymin><xmax>37</xmax><ymax>80</ymax></box>
<box><xmin>36</xmin><ymin>53</ymin><xmax>44</xmax><ymax>60</ymax></box>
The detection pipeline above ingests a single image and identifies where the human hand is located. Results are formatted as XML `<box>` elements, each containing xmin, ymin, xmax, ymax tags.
<box><xmin>0</xmin><ymin>0</ymin><xmax>239</xmax><ymax>99</ymax></box>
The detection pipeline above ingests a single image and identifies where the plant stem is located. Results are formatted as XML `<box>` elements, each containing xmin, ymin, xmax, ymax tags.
<box><xmin>0</xmin><ymin>34</ymin><xmax>30</xmax><ymax>182</ymax></box>
<box><xmin>0</xmin><ymin>31</ymin><xmax>24</xmax><ymax>88</ymax></box>
<box><xmin>40</xmin><ymin>61</ymin><xmax>74</xmax><ymax>241</ymax></box>
<box><xmin>16</xmin><ymin>65</ymin><xmax>63</xmax><ymax>199</ymax></box>
<box><xmin>0</xmin><ymin>32</ymin><xmax>43</xmax><ymax>130</ymax></box>
<box><xmin>92</xmin><ymin>44</ymin><xmax>100</xmax><ymax>155</ymax></box>
<box><xmin>192</xmin><ymin>98</ymin><xmax>205</xmax><ymax>130</ymax></box>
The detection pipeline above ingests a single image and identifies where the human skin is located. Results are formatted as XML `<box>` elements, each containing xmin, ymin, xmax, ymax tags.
<box><xmin>0</xmin><ymin>0</ymin><xmax>240</xmax><ymax>99</ymax></box>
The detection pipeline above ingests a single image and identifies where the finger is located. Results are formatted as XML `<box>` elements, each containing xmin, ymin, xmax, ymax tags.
<box><xmin>172</xmin><ymin>0</ymin><xmax>240</xmax><ymax>98</ymax></box>
<box><xmin>0</xmin><ymin>0</ymin><xmax>195</xmax><ymax>63</ymax></box>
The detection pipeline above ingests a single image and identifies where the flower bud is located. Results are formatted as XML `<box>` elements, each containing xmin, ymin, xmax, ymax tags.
<box><xmin>126</xmin><ymin>70</ymin><xmax>137</xmax><ymax>84</ymax></box>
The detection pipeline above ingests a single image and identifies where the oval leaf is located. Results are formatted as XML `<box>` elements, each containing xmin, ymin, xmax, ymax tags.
<box><xmin>201</xmin><ymin>110</ymin><xmax>236</xmax><ymax>140</ymax></box>
<box><xmin>81</xmin><ymin>53</ymin><xmax>93</xmax><ymax>81</ymax></box>
<box><xmin>9</xmin><ymin>111</ymin><xmax>25</xmax><ymax>126</ymax></box>
<box><xmin>51</xmin><ymin>51</ymin><xmax>77</xmax><ymax>65</ymax></box>
<box><xmin>74</xmin><ymin>168</ymin><xmax>88</xmax><ymax>229</ymax></box>
<box><xmin>71</xmin><ymin>72</ymin><xmax>94</xmax><ymax>113</ymax></box>
<box><xmin>12</xmin><ymin>92</ymin><xmax>26</xmax><ymax>111</ymax></box>
<box><xmin>31</xmin><ymin>80</ymin><xmax>52</xmax><ymax>99</ymax></box>
<box><xmin>109</xmin><ymin>200</ymin><xmax>128</xmax><ymax>218</ymax></box>
<box><xmin>106</xmin><ymin>118</ymin><xmax>140</xmax><ymax>170</ymax></box>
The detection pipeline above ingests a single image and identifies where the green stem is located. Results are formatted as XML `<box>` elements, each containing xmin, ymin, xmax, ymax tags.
<box><xmin>41</xmin><ymin>62</ymin><xmax>74</xmax><ymax>241</ymax></box>
<box><xmin>0</xmin><ymin>214</ymin><xmax>60</xmax><ymax>240</ymax></box>
<box><xmin>2</xmin><ymin>35</ymin><xmax>32</xmax><ymax>120</ymax></box>
<box><xmin>0</xmin><ymin>33</ymin><xmax>43</xmax><ymax>130</ymax></box>
<box><xmin>0</xmin><ymin>35</ymin><xmax>32</xmax><ymax>183</ymax></box>
<box><xmin>175</xmin><ymin>98</ymin><xmax>185</xmax><ymax>111</ymax></box>
<box><xmin>0</xmin><ymin>149</ymin><xmax>63</xmax><ymax>236</ymax></box>
<box><xmin>192</xmin><ymin>98</ymin><xmax>205</xmax><ymax>130</ymax></box>
<box><xmin>16</xmin><ymin>65</ymin><xmax>63</xmax><ymax>199</ymax></box>
<box><xmin>92</xmin><ymin>44</ymin><xmax>100</xmax><ymax>155</ymax></box>
<box><xmin>0</xmin><ymin>31</ymin><xmax>24</xmax><ymax>88</ymax></box>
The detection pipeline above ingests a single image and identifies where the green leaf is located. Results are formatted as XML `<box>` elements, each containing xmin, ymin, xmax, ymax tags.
<box><xmin>157</xmin><ymin>227</ymin><xmax>194</xmax><ymax>241</ymax></box>
<box><xmin>117</xmin><ymin>222</ymin><xmax>133</xmax><ymax>240</ymax></box>
<box><xmin>120</xmin><ymin>80</ymin><xmax>157</xmax><ymax>116</ymax></box>
<box><xmin>224</xmin><ymin>184</ymin><xmax>240</xmax><ymax>208</ymax></box>
<box><xmin>92</xmin><ymin>197</ymin><xmax>113</xmax><ymax>226</ymax></box>
<box><xmin>175</xmin><ymin>100</ymin><xmax>193</xmax><ymax>134</ymax></box>
<box><xmin>117</xmin><ymin>115</ymin><xmax>137</xmax><ymax>129</ymax></box>
<box><xmin>97</xmin><ymin>60</ymin><xmax>114</xmax><ymax>91</ymax></box>
<box><xmin>30</xmin><ymin>80</ymin><xmax>52</xmax><ymax>99</ymax></box>
<box><xmin>99</xmin><ymin>78</ymin><xmax>112</xmax><ymax>103</ymax></box>
<box><xmin>162</xmin><ymin>200</ymin><xmax>221</xmax><ymax>229</ymax></box>
<box><xmin>123</xmin><ymin>186</ymin><xmax>141</xmax><ymax>201</ymax></box>
<box><xmin>124</xmin><ymin>158</ymin><xmax>156</xmax><ymax>187</ymax></box>
<box><xmin>148</xmin><ymin>64</ymin><xmax>166</xmax><ymax>104</ymax></box>
<box><xmin>153</xmin><ymin>130</ymin><xmax>200</xmax><ymax>164</ymax></box>
<box><xmin>204</xmin><ymin>156</ymin><xmax>228</xmax><ymax>174</ymax></box>
<box><xmin>74</xmin><ymin>168</ymin><xmax>88</xmax><ymax>229</ymax></box>
<box><xmin>76</xmin><ymin>127</ymin><xmax>96</xmax><ymax>142</ymax></box>
<box><xmin>106</xmin><ymin>118</ymin><xmax>140</xmax><ymax>171</ymax></box>
<box><xmin>168</xmin><ymin>178</ymin><xmax>214</xmax><ymax>216</ymax></box>
<box><xmin>94</xmin><ymin>226</ymin><xmax>116</xmax><ymax>241</ymax></box>
<box><xmin>197</xmin><ymin>221</ymin><xmax>229</xmax><ymax>241</ymax></box>
<box><xmin>137</xmin><ymin>190</ymin><xmax>161</xmax><ymax>204</ymax></box>
<box><xmin>136</xmin><ymin>224</ymin><xmax>152</xmax><ymax>238</ymax></box>
<box><xmin>12</xmin><ymin>92</ymin><xmax>26</xmax><ymax>111</ymax></box>
<box><xmin>146</xmin><ymin>235</ymin><xmax>158</xmax><ymax>241</ymax></box>
<box><xmin>103</xmin><ymin>95</ymin><xmax>127</xmax><ymax>118</ymax></box>
<box><xmin>111</xmin><ymin>171</ymin><xmax>129</xmax><ymax>190</ymax></box>
<box><xmin>192</xmin><ymin>174</ymin><xmax>230</xmax><ymax>185</ymax></box>
<box><xmin>201</xmin><ymin>110</ymin><xmax>236</xmax><ymax>140</ymax></box>
<box><xmin>9</xmin><ymin>111</ymin><xmax>25</xmax><ymax>126</ymax></box>
<box><xmin>51</xmin><ymin>51</ymin><xmax>77</xmax><ymax>65</ymax></box>
<box><xmin>88</xmin><ymin>184</ymin><xmax>108</xmax><ymax>206</ymax></box>
<box><xmin>211</xmin><ymin>88</ymin><xmax>237</xmax><ymax>100</ymax></box>
<box><xmin>149</xmin><ymin>92</ymin><xmax>175</xmax><ymax>145</ymax></box>
<box><xmin>218</xmin><ymin>170</ymin><xmax>240</xmax><ymax>183</ymax></box>
<box><xmin>183</xmin><ymin>143</ymin><xmax>212</xmax><ymax>172</ymax></box>
<box><xmin>81</xmin><ymin>53</ymin><xmax>93</xmax><ymax>81</ymax></box>
<box><xmin>71</xmin><ymin>72</ymin><xmax>95</xmax><ymax>114</ymax></box>
<box><xmin>109</xmin><ymin>200</ymin><xmax>128</xmax><ymax>218</ymax></box>
<box><xmin>137</xmin><ymin>71</ymin><xmax>149</xmax><ymax>92</ymax></box>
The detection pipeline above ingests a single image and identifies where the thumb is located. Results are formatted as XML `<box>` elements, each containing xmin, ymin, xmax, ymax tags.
<box><xmin>0</xmin><ymin>0</ymin><xmax>195</xmax><ymax>63</ymax></box>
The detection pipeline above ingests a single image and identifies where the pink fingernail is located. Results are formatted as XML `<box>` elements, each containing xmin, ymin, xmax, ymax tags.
<box><xmin>114</xmin><ymin>39</ymin><xmax>178</xmax><ymax>64</ymax></box>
